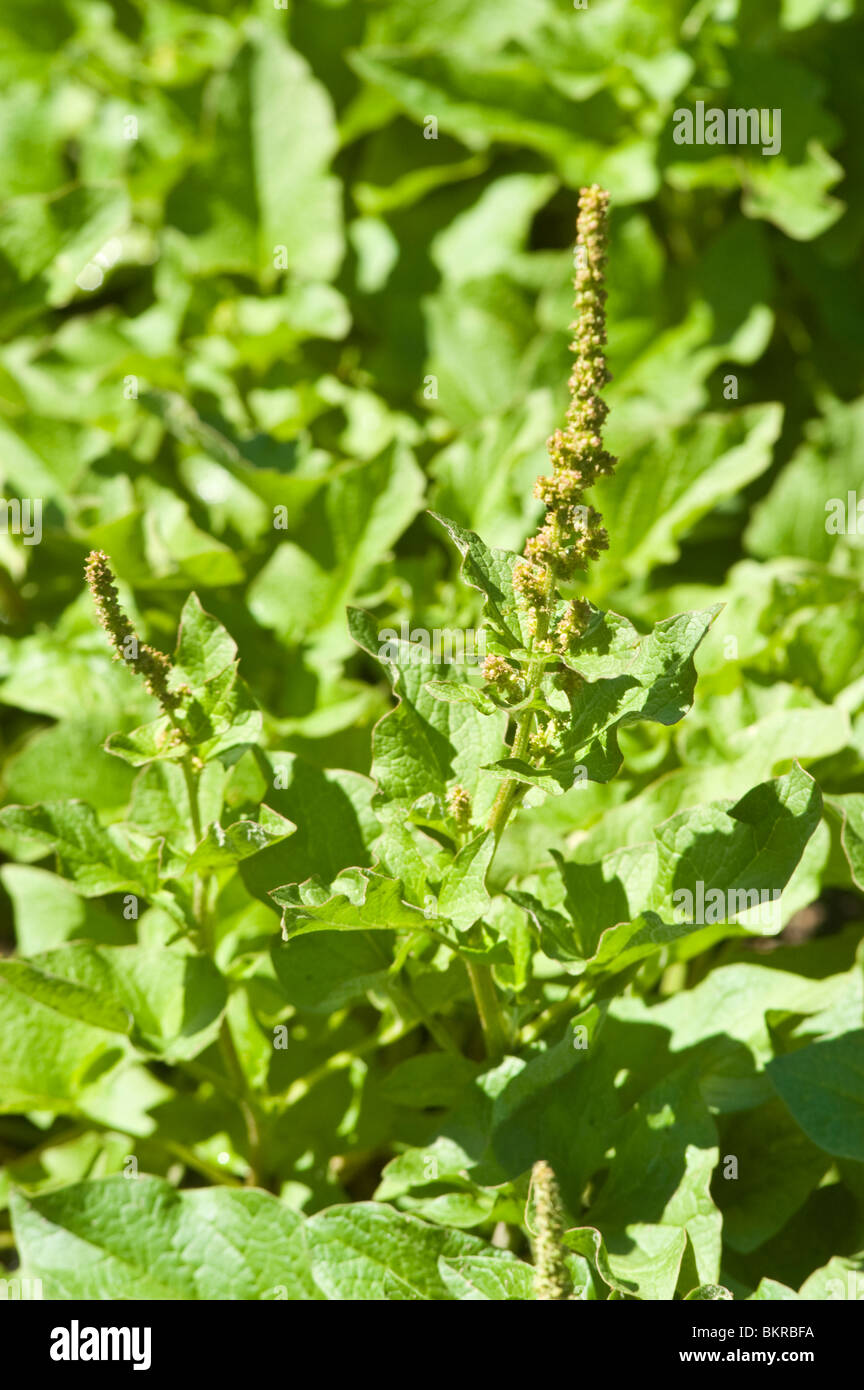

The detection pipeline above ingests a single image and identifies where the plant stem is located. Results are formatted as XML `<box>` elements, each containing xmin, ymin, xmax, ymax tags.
<box><xmin>465</xmin><ymin>960</ymin><xmax>511</xmax><ymax>1060</ymax></box>
<box><xmin>218</xmin><ymin>1016</ymin><xmax>264</xmax><ymax>1188</ymax></box>
<box><xmin>182</xmin><ymin>753</ymin><xmax>263</xmax><ymax>1186</ymax></box>
<box><xmin>473</xmin><ymin>587</ymin><xmax>559</xmax><ymax>1060</ymax></box>
<box><xmin>181</xmin><ymin>757</ymin><xmax>203</xmax><ymax>843</ymax></box>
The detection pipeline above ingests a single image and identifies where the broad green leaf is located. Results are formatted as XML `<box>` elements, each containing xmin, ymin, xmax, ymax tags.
<box><xmin>348</xmin><ymin>606</ymin><xmax>506</xmax><ymax>818</ymax></box>
<box><xmin>487</xmin><ymin>607</ymin><xmax>720</xmax><ymax>793</ymax></box>
<box><xmin>715</xmin><ymin>1100</ymin><xmax>830</xmax><ymax>1254</ymax></box>
<box><xmin>438</xmin><ymin>1253</ymin><xmax>535</xmax><ymax>1300</ymax></box>
<box><xmin>0</xmin><ymin>801</ymin><xmax>160</xmax><ymax>897</ymax></box>
<box><xmin>438</xmin><ymin>832</ymin><xmax>495</xmax><ymax>931</ymax></box>
<box><xmin>304</xmin><ymin>1201</ymin><xmax>509</xmax><ymax>1300</ymax></box>
<box><xmin>273</xmin><ymin>871</ymin><xmax>443</xmax><ymax>941</ymax></box>
<box><xmin>166</xmin><ymin>34</ymin><xmax>342</xmax><ymax>280</ymax></box>
<box><xmin>612</xmin><ymin>960</ymin><xmax>861</xmax><ymax>1114</ymax></box>
<box><xmin>271</xmin><ymin>931</ymin><xmax>391</xmax><ymax>1013</ymax></box>
<box><xmin>0</xmin><ymin>958</ymin><xmax>130</xmax><ymax>1035</ymax></box>
<box><xmin>0</xmin><ymin>969</ymin><xmax>133</xmax><ymax>1115</ymax></box>
<box><xmin>590</xmin><ymin>406</ymin><xmax>783</xmax><ymax>592</ymax></box>
<box><xmin>11</xmin><ymin>1176</ymin><xmax>319</xmax><ymax>1299</ymax></box>
<box><xmin>248</xmin><ymin>443</ymin><xmax>425</xmax><ymax>655</ymax></box>
<box><xmin>185</xmin><ymin>806</ymin><xmax>296</xmax><ymax>875</ymax></box>
<box><xmin>377</xmin><ymin>1005</ymin><xmax>610</xmax><ymax>1209</ymax></box>
<box><xmin>518</xmin><ymin>767</ymin><xmax>821</xmax><ymax>975</ymax></box>
<box><xmin>768</xmin><ymin>1031</ymin><xmax>864</xmax><ymax>1162</ymax></box>
<box><xmin>585</xmin><ymin>1068</ymin><xmax>721</xmax><ymax>1297</ymax></box>
<box><xmin>746</xmin><ymin>397</ymin><xmax>864</xmax><ymax>564</ymax></box>
<box><xmin>378</xmin><ymin>1053</ymin><xmax>482</xmax><ymax>1109</ymax></box>
<box><xmin>26</xmin><ymin>943</ymin><xmax>228</xmax><ymax>1061</ymax></box>
<box><xmin>174</xmin><ymin>593</ymin><xmax>239</xmax><ymax>692</ymax></box>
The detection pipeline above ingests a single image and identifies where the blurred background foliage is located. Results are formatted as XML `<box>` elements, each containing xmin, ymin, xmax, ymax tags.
<box><xmin>0</xmin><ymin>0</ymin><xmax>863</xmax><ymax>920</ymax></box>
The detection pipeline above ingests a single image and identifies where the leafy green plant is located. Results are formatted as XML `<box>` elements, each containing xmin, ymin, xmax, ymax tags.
<box><xmin>2</xmin><ymin>0</ymin><xmax>864</xmax><ymax>1304</ymax></box>
<box><xmin>2</xmin><ymin>180</ymin><xmax>858</xmax><ymax>1303</ymax></box>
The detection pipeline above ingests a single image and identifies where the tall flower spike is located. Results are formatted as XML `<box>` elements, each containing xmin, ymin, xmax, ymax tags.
<box><xmin>530</xmin><ymin>1159</ymin><xmax>572</xmax><ymax>1300</ymax></box>
<box><xmin>85</xmin><ymin>550</ymin><xmax>181</xmax><ymax>712</ymax></box>
<box><xmin>516</xmin><ymin>185</ymin><xmax>616</xmax><ymax>627</ymax></box>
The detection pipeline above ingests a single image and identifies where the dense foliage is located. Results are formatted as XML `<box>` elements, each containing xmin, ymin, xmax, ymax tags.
<box><xmin>1</xmin><ymin>0</ymin><xmax>863</xmax><ymax>1301</ymax></box>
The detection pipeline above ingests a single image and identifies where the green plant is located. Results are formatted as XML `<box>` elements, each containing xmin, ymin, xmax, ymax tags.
<box><xmin>3</xmin><ymin>177</ymin><xmax>859</xmax><ymax>1303</ymax></box>
<box><xmin>4</xmin><ymin>1</ymin><xmax>864</xmax><ymax>1304</ymax></box>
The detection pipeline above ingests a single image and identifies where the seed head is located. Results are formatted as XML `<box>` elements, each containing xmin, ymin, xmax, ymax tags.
<box><xmin>530</xmin><ymin>1160</ymin><xmax>572</xmax><ymax>1300</ymax></box>
<box><xmin>85</xmin><ymin>550</ymin><xmax>182</xmax><ymax>713</ymax></box>
<box><xmin>447</xmin><ymin>784</ymin><xmax>473</xmax><ymax>834</ymax></box>
<box><xmin>519</xmin><ymin>187</ymin><xmax>616</xmax><ymax>621</ymax></box>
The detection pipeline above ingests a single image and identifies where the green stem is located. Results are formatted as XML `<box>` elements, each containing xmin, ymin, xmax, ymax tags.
<box><xmin>465</xmin><ymin>960</ymin><xmax>511</xmax><ymax>1061</ymax></box>
<box><xmin>181</xmin><ymin>757</ymin><xmax>203</xmax><ymax>843</ymax></box>
<box><xmin>218</xmin><ymin>1016</ymin><xmax>264</xmax><ymax>1188</ymax></box>
<box><xmin>182</xmin><ymin>754</ymin><xmax>262</xmax><ymax>1185</ymax></box>
<box><xmin>473</xmin><ymin>581</ymin><xmax>559</xmax><ymax>1059</ymax></box>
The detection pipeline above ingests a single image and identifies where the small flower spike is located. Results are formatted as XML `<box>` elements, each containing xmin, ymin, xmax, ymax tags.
<box><xmin>85</xmin><ymin>550</ymin><xmax>181</xmax><ymax>713</ymax></box>
<box><xmin>530</xmin><ymin>1160</ymin><xmax>572</xmax><ymax>1300</ymax></box>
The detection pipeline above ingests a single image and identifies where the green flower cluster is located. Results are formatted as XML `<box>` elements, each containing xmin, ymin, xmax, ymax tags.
<box><xmin>486</xmin><ymin>186</ymin><xmax>614</xmax><ymax>719</ymax></box>
<box><xmin>85</xmin><ymin>550</ymin><xmax>181</xmax><ymax>714</ymax></box>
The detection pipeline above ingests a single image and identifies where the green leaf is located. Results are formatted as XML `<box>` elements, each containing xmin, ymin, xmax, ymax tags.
<box><xmin>429</xmin><ymin>512</ymin><xmax>533</xmax><ymax>651</ymax></box>
<box><xmin>348</xmin><ymin>606</ymin><xmax>506</xmax><ymax>818</ymax></box>
<box><xmin>378</xmin><ymin>1053</ymin><xmax>482</xmax><ymax>1109</ymax></box>
<box><xmin>827</xmin><ymin>793</ymin><xmax>864</xmax><ymax>891</ymax></box>
<box><xmin>304</xmin><ymin>1201</ymin><xmax>510</xmax><ymax>1300</ymax></box>
<box><xmin>0</xmin><ymin>958</ymin><xmax>130</xmax><ymax>1035</ymax></box>
<box><xmin>271</xmin><ymin>931</ymin><xmax>391</xmax><ymax>1013</ymax></box>
<box><xmin>174</xmin><ymin>593</ymin><xmax>239</xmax><ymax>693</ymax></box>
<box><xmin>584</xmin><ymin>1068</ymin><xmax>721</xmax><ymax>1298</ymax></box>
<box><xmin>0</xmin><ymin>968</ymin><xmax>132</xmax><ymax>1115</ymax></box>
<box><xmin>768</xmin><ymin>1031</ymin><xmax>864</xmax><ymax>1162</ymax></box>
<box><xmin>438</xmin><ymin>832</ymin><xmax>495</xmax><ymax>931</ymax></box>
<box><xmin>0</xmin><ymin>801</ymin><xmax>160</xmax><ymax>897</ymax></box>
<box><xmin>349</xmin><ymin>48</ymin><xmax>657</xmax><ymax>199</ymax></box>
<box><xmin>185</xmin><ymin>806</ymin><xmax>296</xmax><ymax>875</ymax></box>
<box><xmin>166</xmin><ymin>34</ymin><xmax>342</xmax><ymax>280</ymax></box>
<box><xmin>273</xmin><ymin>870</ymin><xmax>438</xmax><ymax>940</ymax></box>
<box><xmin>26</xmin><ymin>944</ymin><xmax>228</xmax><ymax>1061</ymax></box>
<box><xmin>426</xmin><ymin>678</ymin><xmax>498</xmax><ymax>716</ymax></box>
<box><xmin>486</xmin><ymin>607</ymin><xmax>721</xmax><ymax>793</ymax></box>
<box><xmin>716</xmin><ymin>1100</ymin><xmax>830</xmax><ymax>1254</ymax></box>
<box><xmin>10</xmin><ymin>1176</ymin><xmax>319</xmax><ymax>1299</ymax></box>
<box><xmin>438</xmin><ymin>1253</ymin><xmax>535</xmax><ymax>1300</ymax></box>
<box><xmin>520</xmin><ymin>766</ymin><xmax>821</xmax><ymax>975</ymax></box>
<box><xmin>590</xmin><ymin>406</ymin><xmax>783</xmax><ymax>592</ymax></box>
<box><xmin>746</xmin><ymin>397</ymin><xmax>864</xmax><ymax>564</ymax></box>
<box><xmin>248</xmin><ymin>443</ymin><xmax>425</xmax><ymax>654</ymax></box>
